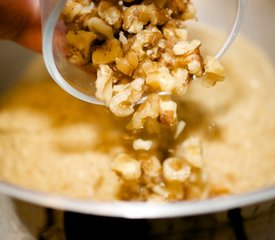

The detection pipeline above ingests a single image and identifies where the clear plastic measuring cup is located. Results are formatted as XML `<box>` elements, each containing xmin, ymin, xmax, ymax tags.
<box><xmin>40</xmin><ymin>0</ymin><xmax>247</xmax><ymax>105</ymax></box>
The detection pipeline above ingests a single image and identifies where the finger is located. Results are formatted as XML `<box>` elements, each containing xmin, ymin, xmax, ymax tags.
<box><xmin>0</xmin><ymin>0</ymin><xmax>42</xmax><ymax>53</ymax></box>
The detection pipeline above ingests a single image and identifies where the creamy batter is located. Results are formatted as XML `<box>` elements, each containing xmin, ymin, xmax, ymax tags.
<box><xmin>0</xmin><ymin>31</ymin><xmax>275</xmax><ymax>200</ymax></box>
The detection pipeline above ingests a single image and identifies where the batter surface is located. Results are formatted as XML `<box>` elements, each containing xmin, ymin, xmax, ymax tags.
<box><xmin>0</xmin><ymin>31</ymin><xmax>275</xmax><ymax>200</ymax></box>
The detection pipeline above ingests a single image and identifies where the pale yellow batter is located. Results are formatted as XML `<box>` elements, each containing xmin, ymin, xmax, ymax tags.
<box><xmin>0</xmin><ymin>31</ymin><xmax>275</xmax><ymax>200</ymax></box>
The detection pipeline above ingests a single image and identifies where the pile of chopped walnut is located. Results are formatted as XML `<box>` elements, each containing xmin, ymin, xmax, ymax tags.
<box><xmin>60</xmin><ymin>0</ymin><xmax>225</xmax><ymax>201</ymax></box>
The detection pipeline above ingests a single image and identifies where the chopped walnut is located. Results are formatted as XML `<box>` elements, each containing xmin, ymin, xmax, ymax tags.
<box><xmin>85</xmin><ymin>17</ymin><xmax>114</xmax><ymax>39</ymax></box>
<box><xmin>167</xmin><ymin>0</ymin><xmax>189</xmax><ymax>17</ymax></box>
<box><xmin>123</xmin><ymin>5</ymin><xmax>150</xmax><ymax>34</ymax></box>
<box><xmin>95</xmin><ymin>65</ymin><xmax>113</xmax><ymax>104</ymax></box>
<box><xmin>62</xmin><ymin>1</ymin><xmax>94</xmax><ymax>23</ymax></box>
<box><xmin>128</xmin><ymin>94</ymin><xmax>160</xmax><ymax>130</ymax></box>
<box><xmin>173</xmin><ymin>39</ymin><xmax>201</xmax><ymax>56</ymax></box>
<box><xmin>141</xmin><ymin>156</ymin><xmax>162</xmax><ymax>178</ymax></box>
<box><xmin>159</xmin><ymin>99</ymin><xmax>178</xmax><ymax>127</ymax></box>
<box><xmin>182</xmin><ymin>2</ymin><xmax>197</xmax><ymax>20</ymax></box>
<box><xmin>109</xmin><ymin>77</ymin><xmax>145</xmax><ymax>117</ymax></box>
<box><xmin>175</xmin><ymin>28</ymin><xmax>188</xmax><ymax>41</ymax></box>
<box><xmin>115</xmin><ymin>51</ymin><xmax>139</xmax><ymax>76</ymax></box>
<box><xmin>133</xmin><ymin>139</ymin><xmax>153</xmax><ymax>151</ymax></box>
<box><xmin>151</xmin><ymin>185</ymin><xmax>170</xmax><ymax>199</ymax></box>
<box><xmin>149</xmin><ymin>5</ymin><xmax>170</xmax><ymax>26</ymax></box>
<box><xmin>175</xmin><ymin>48</ymin><xmax>204</xmax><ymax>77</ymax></box>
<box><xmin>176</xmin><ymin>137</ymin><xmax>203</xmax><ymax>168</ymax></box>
<box><xmin>131</xmin><ymin>28</ymin><xmax>162</xmax><ymax>60</ymax></box>
<box><xmin>98</xmin><ymin>1</ymin><xmax>122</xmax><ymax>27</ymax></box>
<box><xmin>162</xmin><ymin>157</ymin><xmax>191</xmax><ymax>182</ymax></box>
<box><xmin>146</xmin><ymin>66</ymin><xmax>176</xmax><ymax>92</ymax></box>
<box><xmin>201</xmin><ymin>56</ymin><xmax>225</xmax><ymax>87</ymax></box>
<box><xmin>112</xmin><ymin>153</ymin><xmax>141</xmax><ymax>181</ymax></box>
<box><xmin>92</xmin><ymin>39</ymin><xmax>123</xmax><ymax>65</ymax></box>
<box><xmin>172</xmin><ymin>68</ymin><xmax>189</xmax><ymax>95</ymax></box>
<box><xmin>66</xmin><ymin>30</ymin><xmax>97</xmax><ymax>65</ymax></box>
<box><xmin>122</xmin><ymin>4</ymin><xmax>169</xmax><ymax>34</ymax></box>
<box><xmin>119</xmin><ymin>31</ymin><xmax>128</xmax><ymax>45</ymax></box>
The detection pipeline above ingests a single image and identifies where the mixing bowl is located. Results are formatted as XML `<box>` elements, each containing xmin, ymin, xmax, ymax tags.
<box><xmin>0</xmin><ymin>0</ymin><xmax>274</xmax><ymax>226</ymax></box>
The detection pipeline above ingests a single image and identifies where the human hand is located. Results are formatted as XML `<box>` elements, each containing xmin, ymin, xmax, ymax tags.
<box><xmin>0</xmin><ymin>0</ymin><xmax>41</xmax><ymax>52</ymax></box>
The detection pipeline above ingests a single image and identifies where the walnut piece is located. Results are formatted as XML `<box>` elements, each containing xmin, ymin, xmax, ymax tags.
<box><xmin>162</xmin><ymin>157</ymin><xmax>191</xmax><ymax>182</ymax></box>
<box><xmin>95</xmin><ymin>64</ymin><xmax>113</xmax><ymax>104</ymax></box>
<box><xmin>176</xmin><ymin>137</ymin><xmax>203</xmax><ymax>168</ymax></box>
<box><xmin>201</xmin><ymin>56</ymin><xmax>225</xmax><ymax>87</ymax></box>
<box><xmin>133</xmin><ymin>139</ymin><xmax>153</xmax><ymax>151</ymax></box>
<box><xmin>128</xmin><ymin>94</ymin><xmax>160</xmax><ymax>130</ymax></box>
<box><xmin>66</xmin><ymin>30</ymin><xmax>97</xmax><ymax>65</ymax></box>
<box><xmin>109</xmin><ymin>78</ymin><xmax>145</xmax><ymax>117</ymax></box>
<box><xmin>92</xmin><ymin>39</ymin><xmax>123</xmax><ymax>65</ymax></box>
<box><xmin>112</xmin><ymin>153</ymin><xmax>141</xmax><ymax>181</ymax></box>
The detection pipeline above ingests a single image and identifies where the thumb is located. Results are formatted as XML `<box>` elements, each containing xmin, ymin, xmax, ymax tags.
<box><xmin>0</xmin><ymin>0</ymin><xmax>42</xmax><ymax>53</ymax></box>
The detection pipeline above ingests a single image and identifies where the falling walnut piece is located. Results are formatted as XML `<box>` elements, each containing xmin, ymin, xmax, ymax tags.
<box><xmin>141</xmin><ymin>156</ymin><xmax>162</xmax><ymax>178</ymax></box>
<box><xmin>133</xmin><ymin>139</ymin><xmax>153</xmax><ymax>151</ymax></box>
<box><xmin>128</xmin><ymin>94</ymin><xmax>160</xmax><ymax>130</ymax></box>
<box><xmin>176</xmin><ymin>137</ymin><xmax>204</xmax><ymax>168</ymax></box>
<box><xmin>111</xmin><ymin>153</ymin><xmax>141</xmax><ymax>181</ymax></box>
<box><xmin>109</xmin><ymin>77</ymin><xmax>145</xmax><ymax>117</ymax></box>
<box><xmin>162</xmin><ymin>157</ymin><xmax>191</xmax><ymax>182</ymax></box>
